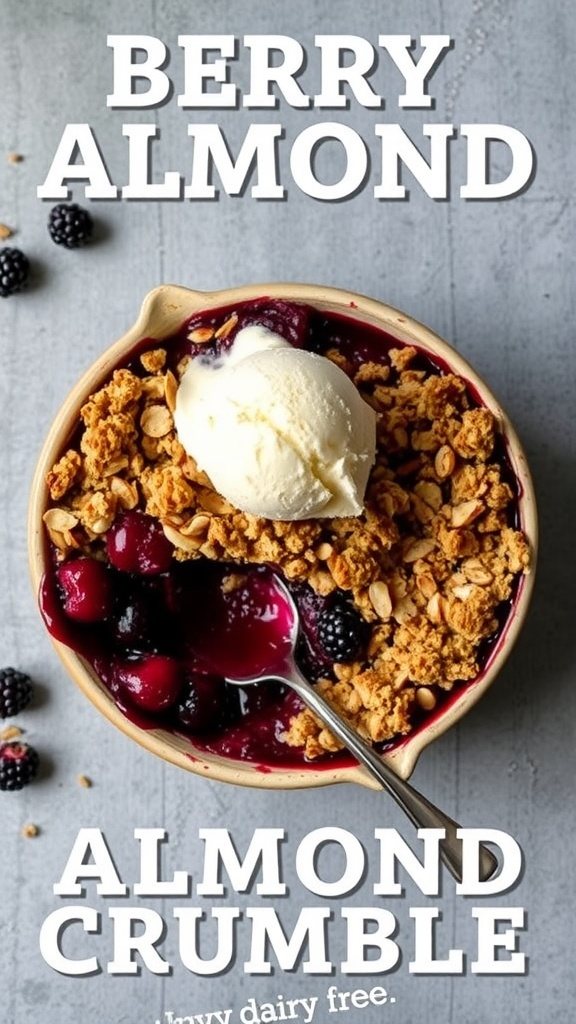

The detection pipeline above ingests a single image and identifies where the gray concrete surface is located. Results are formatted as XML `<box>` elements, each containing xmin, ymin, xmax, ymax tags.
<box><xmin>1</xmin><ymin>0</ymin><xmax>574</xmax><ymax>1021</ymax></box>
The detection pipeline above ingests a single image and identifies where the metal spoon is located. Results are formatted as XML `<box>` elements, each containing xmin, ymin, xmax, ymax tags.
<box><xmin>225</xmin><ymin>573</ymin><xmax>498</xmax><ymax>884</ymax></box>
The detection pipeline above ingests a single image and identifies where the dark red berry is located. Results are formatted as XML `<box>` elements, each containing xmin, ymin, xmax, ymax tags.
<box><xmin>0</xmin><ymin>742</ymin><xmax>39</xmax><ymax>790</ymax></box>
<box><xmin>113</xmin><ymin>595</ymin><xmax>159</xmax><ymax>649</ymax></box>
<box><xmin>56</xmin><ymin>557</ymin><xmax>114</xmax><ymax>622</ymax></box>
<box><xmin>0</xmin><ymin>668</ymin><xmax>33</xmax><ymax>718</ymax></box>
<box><xmin>106</xmin><ymin>512</ymin><xmax>174</xmax><ymax>575</ymax></box>
<box><xmin>113</xmin><ymin>655</ymin><xmax>183</xmax><ymax>712</ymax></box>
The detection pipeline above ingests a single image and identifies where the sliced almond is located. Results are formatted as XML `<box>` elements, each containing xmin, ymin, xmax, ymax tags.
<box><xmin>110</xmin><ymin>476</ymin><xmax>139</xmax><ymax>510</ymax></box>
<box><xmin>198</xmin><ymin>489</ymin><xmax>235</xmax><ymax>514</ymax></box>
<box><xmin>461</xmin><ymin>558</ymin><xmax>494</xmax><ymax>585</ymax></box>
<box><xmin>452</xmin><ymin>584</ymin><xmax>473</xmax><ymax>601</ymax></box>
<box><xmin>164</xmin><ymin>370</ymin><xmax>178</xmax><ymax>412</ymax></box>
<box><xmin>368</xmin><ymin>581</ymin><xmax>393</xmax><ymax>620</ymax></box>
<box><xmin>416</xmin><ymin>573</ymin><xmax>438</xmax><ymax>599</ymax></box>
<box><xmin>187</xmin><ymin>326</ymin><xmax>215</xmax><ymax>345</ymax></box>
<box><xmin>43</xmin><ymin>508</ymin><xmax>79</xmax><ymax>531</ymax></box>
<box><xmin>62</xmin><ymin>529</ymin><xmax>81</xmax><ymax>549</ymax></box>
<box><xmin>180</xmin><ymin>513</ymin><xmax>211</xmax><ymax>538</ymax></box>
<box><xmin>215</xmin><ymin>313</ymin><xmax>239</xmax><ymax>340</ymax></box>
<box><xmin>434</xmin><ymin>444</ymin><xmax>456</xmax><ymax>479</ymax></box>
<box><xmin>161</xmin><ymin>521</ymin><xmax>202</xmax><ymax>553</ymax></box>
<box><xmin>451</xmin><ymin>498</ymin><xmax>484</xmax><ymax>528</ymax></box>
<box><xmin>163</xmin><ymin>513</ymin><xmax>185</xmax><ymax>527</ymax></box>
<box><xmin>140</xmin><ymin>404</ymin><xmax>173</xmax><ymax>438</ymax></box>
<box><xmin>427</xmin><ymin>592</ymin><xmax>445</xmax><ymax>624</ymax></box>
<box><xmin>403</xmin><ymin>538</ymin><xmax>436</xmax><ymax>563</ymax></box>
<box><xmin>46</xmin><ymin>527</ymin><xmax>72</xmax><ymax>552</ymax></box>
<box><xmin>416</xmin><ymin>687</ymin><xmax>437</xmax><ymax>710</ymax></box>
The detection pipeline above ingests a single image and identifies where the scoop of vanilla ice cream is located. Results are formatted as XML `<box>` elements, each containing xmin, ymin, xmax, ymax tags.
<box><xmin>174</xmin><ymin>324</ymin><xmax>377</xmax><ymax>521</ymax></box>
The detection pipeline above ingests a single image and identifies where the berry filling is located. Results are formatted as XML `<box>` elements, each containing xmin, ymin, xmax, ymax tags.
<box><xmin>107</xmin><ymin>511</ymin><xmax>174</xmax><ymax>575</ymax></box>
<box><xmin>56</xmin><ymin>557</ymin><xmax>114</xmax><ymax>622</ymax></box>
<box><xmin>39</xmin><ymin>298</ymin><xmax>529</xmax><ymax>770</ymax></box>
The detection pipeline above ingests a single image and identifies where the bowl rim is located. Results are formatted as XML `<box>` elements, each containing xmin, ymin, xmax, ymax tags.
<box><xmin>28</xmin><ymin>282</ymin><xmax>538</xmax><ymax>789</ymax></box>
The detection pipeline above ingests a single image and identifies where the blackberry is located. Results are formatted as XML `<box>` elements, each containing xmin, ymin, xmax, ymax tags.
<box><xmin>317</xmin><ymin>599</ymin><xmax>368</xmax><ymax>662</ymax></box>
<box><xmin>0</xmin><ymin>668</ymin><xmax>33</xmax><ymax>718</ymax></box>
<box><xmin>48</xmin><ymin>202</ymin><xmax>93</xmax><ymax>248</ymax></box>
<box><xmin>0</xmin><ymin>247</ymin><xmax>30</xmax><ymax>297</ymax></box>
<box><xmin>0</xmin><ymin>742</ymin><xmax>39</xmax><ymax>790</ymax></box>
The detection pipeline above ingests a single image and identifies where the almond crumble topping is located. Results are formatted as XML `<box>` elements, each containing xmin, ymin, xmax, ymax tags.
<box><xmin>44</xmin><ymin>332</ymin><xmax>531</xmax><ymax>760</ymax></box>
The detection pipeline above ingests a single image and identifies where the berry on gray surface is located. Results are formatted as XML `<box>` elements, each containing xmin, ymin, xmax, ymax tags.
<box><xmin>0</xmin><ymin>741</ymin><xmax>39</xmax><ymax>790</ymax></box>
<box><xmin>0</xmin><ymin>247</ymin><xmax>30</xmax><ymax>297</ymax></box>
<box><xmin>317</xmin><ymin>599</ymin><xmax>368</xmax><ymax>662</ymax></box>
<box><xmin>0</xmin><ymin>668</ymin><xmax>33</xmax><ymax>719</ymax></box>
<box><xmin>48</xmin><ymin>202</ymin><xmax>93</xmax><ymax>248</ymax></box>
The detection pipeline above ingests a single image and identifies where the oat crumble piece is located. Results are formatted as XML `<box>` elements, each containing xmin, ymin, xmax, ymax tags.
<box><xmin>140</xmin><ymin>348</ymin><xmax>167</xmax><ymax>373</ymax></box>
<box><xmin>0</xmin><ymin>725</ymin><xmax>23</xmax><ymax>742</ymax></box>
<box><xmin>47</xmin><ymin>449</ymin><xmax>82</xmax><ymax>501</ymax></box>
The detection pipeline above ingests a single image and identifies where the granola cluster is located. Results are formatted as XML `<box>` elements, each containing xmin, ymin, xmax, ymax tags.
<box><xmin>44</xmin><ymin>328</ymin><xmax>531</xmax><ymax>760</ymax></box>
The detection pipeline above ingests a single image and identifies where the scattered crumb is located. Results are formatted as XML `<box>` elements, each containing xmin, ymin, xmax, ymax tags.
<box><xmin>22</xmin><ymin>823</ymin><xmax>39</xmax><ymax>838</ymax></box>
<box><xmin>0</xmin><ymin>724</ymin><xmax>23</xmax><ymax>741</ymax></box>
<box><xmin>0</xmin><ymin>223</ymin><xmax>13</xmax><ymax>240</ymax></box>
<box><xmin>77</xmin><ymin>773</ymin><xmax>92</xmax><ymax>788</ymax></box>
<box><xmin>7</xmin><ymin>152</ymin><xmax>23</xmax><ymax>164</ymax></box>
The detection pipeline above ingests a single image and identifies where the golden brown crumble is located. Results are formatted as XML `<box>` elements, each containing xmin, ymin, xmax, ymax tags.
<box><xmin>44</xmin><ymin>330</ymin><xmax>531</xmax><ymax>759</ymax></box>
<box><xmin>0</xmin><ymin>724</ymin><xmax>23</xmax><ymax>742</ymax></box>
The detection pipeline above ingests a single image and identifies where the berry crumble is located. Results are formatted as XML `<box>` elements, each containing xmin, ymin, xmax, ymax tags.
<box><xmin>39</xmin><ymin>299</ymin><xmax>531</xmax><ymax>767</ymax></box>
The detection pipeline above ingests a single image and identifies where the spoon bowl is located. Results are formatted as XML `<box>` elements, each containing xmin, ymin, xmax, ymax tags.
<box><xmin>223</xmin><ymin>573</ymin><xmax>498</xmax><ymax>883</ymax></box>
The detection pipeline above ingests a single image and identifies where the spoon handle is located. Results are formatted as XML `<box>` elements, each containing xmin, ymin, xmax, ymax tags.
<box><xmin>285</xmin><ymin>663</ymin><xmax>498</xmax><ymax>884</ymax></box>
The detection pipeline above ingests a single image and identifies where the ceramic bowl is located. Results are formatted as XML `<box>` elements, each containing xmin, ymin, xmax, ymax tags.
<box><xmin>28</xmin><ymin>284</ymin><xmax>538</xmax><ymax>789</ymax></box>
